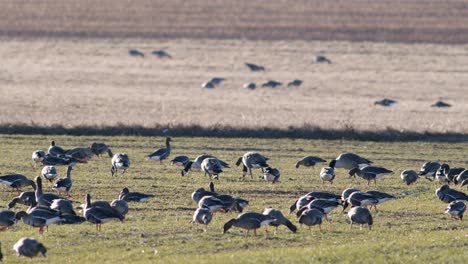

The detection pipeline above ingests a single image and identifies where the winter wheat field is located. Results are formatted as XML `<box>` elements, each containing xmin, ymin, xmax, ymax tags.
<box><xmin>0</xmin><ymin>1</ymin><xmax>467</xmax><ymax>263</ymax></box>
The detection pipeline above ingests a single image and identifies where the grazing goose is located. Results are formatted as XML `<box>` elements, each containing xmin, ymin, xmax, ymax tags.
<box><xmin>129</xmin><ymin>49</ymin><xmax>144</xmax><ymax>57</ymax></box>
<box><xmin>365</xmin><ymin>191</ymin><xmax>396</xmax><ymax>211</ymax></box>
<box><xmin>304</xmin><ymin>191</ymin><xmax>341</xmax><ymax>203</ymax></box>
<box><xmin>191</xmin><ymin>207</ymin><xmax>212</xmax><ymax>231</ymax></box>
<box><xmin>83</xmin><ymin>194</ymin><xmax>124</xmax><ymax>231</ymax></box>
<box><xmin>52</xmin><ymin>166</ymin><xmax>73</xmax><ymax>197</ymax></box>
<box><xmin>454</xmin><ymin>169</ymin><xmax>468</xmax><ymax>186</ymax></box>
<box><xmin>50</xmin><ymin>199</ymin><xmax>77</xmax><ymax>215</ymax></box>
<box><xmin>244</xmin><ymin>82</ymin><xmax>256</xmax><ymax>90</ymax></box>
<box><xmin>245</xmin><ymin>62</ymin><xmax>265</xmax><ymax>71</ymax></box>
<box><xmin>147</xmin><ymin>137</ymin><xmax>172</xmax><ymax>164</ymax></box>
<box><xmin>15</xmin><ymin>209</ymin><xmax>64</xmax><ymax>235</ymax></box>
<box><xmin>13</xmin><ymin>238</ymin><xmax>47</xmax><ymax>258</ymax></box>
<box><xmin>374</xmin><ymin>98</ymin><xmax>397</xmax><ymax>107</ymax></box>
<box><xmin>0</xmin><ymin>174</ymin><xmax>36</xmax><ymax>192</ymax></box>
<box><xmin>438</xmin><ymin>164</ymin><xmax>465</xmax><ymax>184</ymax></box>
<box><xmin>191</xmin><ymin>182</ymin><xmax>216</xmax><ymax>203</ymax></box>
<box><xmin>400</xmin><ymin>170</ymin><xmax>419</xmax><ymax>185</ymax></box>
<box><xmin>32</xmin><ymin>150</ymin><xmax>46</xmax><ymax>166</ymax></box>
<box><xmin>111</xmin><ymin>153</ymin><xmax>130</xmax><ymax>176</ymax></box>
<box><xmin>314</xmin><ymin>55</ymin><xmax>332</xmax><ymax>64</ymax></box>
<box><xmin>419</xmin><ymin>161</ymin><xmax>441</xmax><ymax>181</ymax></box>
<box><xmin>223</xmin><ymin>212</ymin><xmax>275</xmax><ymax>237</ymax></box>
<box><xmin>41</xmin><ymin>166</ymin><xmax>57</xmax><ymax>183</ymax></box>
<box><xmin>435</xmin><ymin>167</ymin><xmax>450</xmax><ymax>184</ymax></box>
<box><xmin>182</xmin><ymin>155</ymin><xmax>229</xmax><ymax>176</ymax></box>
<box><xmin>334</xmin><ymin>153</ymin><xmax>372</xmax><ymax>170</ymax></box>
<box><xmin>111</xmin><ymin>199</ymin><xmax>129</xmax><ymax>216</ymax></box>
<box><xmin>201</xmin><ymin>158</ymin><xmax>224</xmax><ymax>180</ymax></box>
<box><xmin>320</xmin><ymin>160</ymin><xmax>336</xmax><ymax>184</ymax></box>
<box><xmin>48</xmin><ymin>141</ymin><xmax>65</xmax><ymax>157</ymax></box>
<box><xmin>41</xmin><ymin>155</ymin><xmax>80</xmax><ymax>166</ymax></box>
<box><xmin>0</xmin><ymin>210</ymin><xmax>16</xmax><ymax>230</ymax></box>
<box><xmin>298</xmin><ymin>208</ymin><xmax>324</xmax><ymax>231</ymax></box>
<box><xmin>343</xmin><ymin>192</ymin><xmax>379</xmax><ymax>212</ymax></box>
<box><xmin>436</xmin><ymin>185</ymin><xmax>468</xmax><ymax>203</ymax></box>
<box><xmin>64</xmin><ymin>147</ymin><xmax>94</xmax><ymax>163</ymax></box>
<box><xmin>287</xmin><ymin>79</ymin><xmax>303</xmax><ymax>87</ymax></box>
<box><xmin>348</xmin><ymin>166</ymin><xmax>393</xmax><ymax>185</ymax></box>
<box><xmin>445</xmin><ymin>201</ymin><xmax>466</xmax><ymax>220</ymax></box>
<box><xmin>118</xmin><ymin>187</ymin><xmax>155</xmax><ymax>202</ymax></box>
<box><xmin>262</xmin><ymin>80</ymin><xmax>282</xmax><ymax>88</ymax></box>
<box><xmin>8</xmin><ymin>191</ymin><xmax>36</xmax><ymax>208</ymax></box>
<box><xmin>152</xmin><ymin>50</ymin><xmax>172</xmax><ymax>58</ymax></box>
<box><xmin>90</xmin><ymin>142</ymin><xmax>113</xmax><ymax>157</ymax></box>
<box><xmin>236</xmin><ymin>152</ymin><xmax>269</xmax><ymax>179</ymax></box>
<box><xmin>170</xmin><ymin>155</ymin><xmax>190</xmax><ymax>166</ymax></box>
<box><xmin>289</xmin><ymin>195</ymin><xmax>315</xmax><ymax>214</ymax></box>
<box><xmin>262</xmin><ymin>207</ymin><xmax>297</xmax><ymax>233</ymax></box>
<box><xmin>348</xmin><ymin>207</ymin><xmax>373</xmax><ymax>230</ymax></box>
<box><xmin>431</xmin><ymin>101</ymin><xmax>451</xmax><ymax>107</ymax></box>
<box><xmin>341</xmin><ymin>188</ymin><xmax>360</xmax><ymax>203</ymax></box>
<box><xmin>192</xmin><ymin>182</ymin><xmax>248</xmax><ymax>212</ymax></box>
<box><xmin>295</xmin><ymin>156</ymin><xmax>326</xmax><ymax>168</ymax></box>
<box><xmin>198</xmin><ymin>196</ymin><xmax>227</xmax><ymax>213</ymax></box>
<box><xmin>263</xmin><ymin>167</ymin><xmax>280</xmax><ymax>183</ymax></box>
<box><xmin>296</xmin><ymin>199</ymin><xmax>341</xmax><ymax>220</ymax></box>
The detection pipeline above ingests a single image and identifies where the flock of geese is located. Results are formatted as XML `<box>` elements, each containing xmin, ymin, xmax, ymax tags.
<box><xmin>0</xmin><ymin>137</ymin><xmax>467</xmax><ymax>259</ymax></box>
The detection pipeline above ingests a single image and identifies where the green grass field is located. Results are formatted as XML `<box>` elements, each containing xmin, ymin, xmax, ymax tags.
<box><xmin>0</xmin><ymin>135</ymin><xmax>467</xmax><ymax>263</ymax></box>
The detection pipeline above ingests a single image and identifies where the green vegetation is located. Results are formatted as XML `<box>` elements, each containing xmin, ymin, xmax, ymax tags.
<box><xmin>0</xmin><ymin>135</ymin><xmax>467</xmax><ymax>263</ymax></box>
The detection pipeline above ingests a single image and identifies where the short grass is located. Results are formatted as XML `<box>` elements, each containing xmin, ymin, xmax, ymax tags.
<box><xmin>0</xmin><ymin>134</ymin><xmax>467</xmax><ymax>263</ymax></box>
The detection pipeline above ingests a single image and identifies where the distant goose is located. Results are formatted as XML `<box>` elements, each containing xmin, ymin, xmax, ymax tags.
<box><xmin>454</xmin><ymin>169</ymin><xmax>468</xmax><ymax>186</ymax></box>
<box><xmin>41</xmin><ymin>166</ymin><xmax>57</xmax><ymax>183</ymax></box>
<box><xmin>262</xmin><ymin>80</ymin><xmax>282</xmax><ymax>88</ymax></box>
<box><xmin>223</xmin><ymin>212</ymin><xmax>275</xmax><ymax>237</ymax></box>
<box><xmin>348</xmin><ymin>166</ymin><xmax>393</xmax><ymax>185</ymax></box>
<box><xmin>201</xmin><ymin>81</ymin><xmax>215</xmax><ymax>89</ymax></box>
<box><xmin>13</xmin><ymin>238</ymin><xmax>47</xmax><ymax>258</ymax></box>
<box><xmin>419</xmin><ymin>161</ymin><xmax>441</xmax><ymax>181</ymax></box>
<box><xmin>0</xmin><ymin>174</ymin><xmax>36</xmax><ymax>192</ymax></box>
<box><xmin>118</xmin><ymin>187</ymin><xmax>155</xmax><ymax>202</ymax></box>
<box><xmin>245</xmin><ymin>63</ymin><xmax>265</xmax><ymax>71</ymax></box>
<box><xmin>8</xmin><ymin>191</ymin><xmax>36</xmax><ymax>208</ymax></box>
<box><xmin>191</xmin><ymin>207</ymin><xmax>212</xmax><ymax>231</ymax></box>
<box><xmin>111</xmin><ymin>153</ymin><xmax>130</xmax><ymax>176</ymax></box>
<box><xmin>431</xmin><ymin>101</ymin><xmax>451</xmax><ymax>107</ymax></box>
<box><xmin>400</xmin><ymin>170</ymin><xmax>419</xmax><ymax>185</ymax></box>
<box><xmin>83</xmin><ymin>194</ymin><xmax>124</xmax><ymax>231</ymax></box>
<box><xmin>147</xmin><ymin>137</ymin><xmax>172</xmax><ymax>164</ymax></box>
<box><xmin>170</xmin><ymin>155</ymin><xmax>190</xmax><ymax>166</ymax></box>
<box><xmin>445</xmin><ymin>201</ymin><xmax>466</xmax><ymax>220</ymax></box>
<box><xmin>438</xmin><ymin>164</ymin><xmax>465</xmax><ymax>184</ymax></box>
<box><xmin>262</xmin><ymin>207</ymin><xmax>297</xmax><ymax>233</ymax></box>
<box><xmin>236</xmin><ymin>152</ymin><xmax>269</xmax><ymax>179</ymax></box>
<box><xmin>347</xmin><ymin>207</ymin><xmax>373</xmax><ymax>230</ymax></box>
<box><xmin>263</xmin><ymin>167</ymin><xmax>280</xmax><ymax>183</ymax></box>
<box><xmin>436</xmin><ymin>185</ymin><xmax>468</xmax><ymax>203</ymax></box>
<box><xmin>314</xmin><ymin>55</ymin><xmax>332</xmax><ymax>64</ymax></box>
<box><xmin>41</xmin><ymin>155</ymin><xmax>80</xmax><ymax>167</ymax></box>
<box><xmin>110</xmin><ymin>199</ymin><xmax>129</xmax><ymax>216</ymax></box>
<box><xmin>374</xmin><ymin>98</ymin><xmax>397</xmax><ymax>107</ymax></box>
<box><xmin>365</xmin><ymin>191</ymin><xmax>395</xmax><ymax>211</ymax></box>
<box><xmin>129</xmin><ymin>49</ymin><xmax>144</xmax><ymax>57</ymax></box>
<box><xmin>90</xmin><ymin>142</ymin><xmax>113</xmax><ymax>157</ymax></box>
<box><xmin>201</xmin><ymin>158</ymin><xmax>224</xmax><ymax>180</ymax></box>
<box><xmin>287</xmin><ymin>79</ymin><xmax>303</xmax><ymax>87</ymax></box>
<box><xmin>182</xmin><ymin>155</ymin><xmax>229</xmax><ymax>176</ymax></box>
<box><xmin>52</xmin><ymin>166</ymin><xmax>73</xmax><ymax>197</ymax></box>
<box><xmin>319</xmin><ymin>160</ymin><xmax>336</xmax><ymax>184</ymax></box>
<box><xmin>334</xmin><ymin>153</ymin><xmax>372</xmax><ymax>169</ymax></box>
<box><xmin>243</xmin><ymin>82</ymin><xmax>256</xmax><ymax>90</ymax></box>
<box><xmin>298</xmin><ymin>208</ymin><xmax>324</xmax><ymax>231</ymax></box>
<box><xmin>343</xmin><ymin>192</ymin><xmax>379</xmax><ymax>212</ymax></box>
<box><xmin>296</xmin><ymin>199</ymin><xmax>341</xmax><ymax>220</ymax></box>
<box><xmin>209</xmin><ymin>77</ymin><xmax>225</xmax><ymax>86</ymax></box>
<box><xmin>64</xmin><ymin>147</ymin><xmax>95</xmax><ymax>163</ymax></box>
<box><xmin>48</xmin><ymin>140</ymin><xmax>65</xmax><ymax>157</ymax></box>
<box><xmin>295</xmin><ymin>156</ymin><xmax>326</xmax><ymax>168</ymax></box>
<box><xmin>32</xmin><ymin>150</ymin><xmax>46</xmax><ymax>166</ymax></box>
<box><xmin>152</xmin><ymin>50</ymin><xmax>172</xmax><ymax>58</ymax></box>
<box><xmin>0</xmin><ymin>210</ymin><xmax>16</xmax><ymax>230</ymax></box>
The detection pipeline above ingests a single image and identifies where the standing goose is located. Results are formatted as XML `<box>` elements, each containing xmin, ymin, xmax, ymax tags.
<box><xmin>400</xmin><ymin>170</ymin><xmax>419</xmax><ymax>185</ymax></box>
<box><xmin>236</xmin><ymin>152</ymin><xmax>269</xmax><ymax>179</ymax></box>
<box><xmin>435</xmin><ymin>185</ymin><xmax>468</xmax><ymax>203</ymax></box>
<box><xmin>419</xmin><ymin>161</ymin><xmax>441</xmax><ymax>181</ymax></box>
<box><xmin>320</xmin><ymin>160</ymin><xmax>336</xmax><ymax>184</ymax></box>
<box><xmin>348</xmin><ymin>207</ymin><xmax>373</xmax><ymax>230</ymax></box>
<box><xmin>52</xmin><ymin>166</ymin><xmax>73</xmax><ymax>197</ymax></box>
<box><xmin>110</xmin><ymin>199</ymin><xmax>129</xmax><ymax>216</ymax></box>
<box><xmin>298</xmin><ymin>208</ymin><xmax>325</xmax><ymax>231</ymax></box>
<box><xmin>201</xmin><ymin>158</ymin><xmax>223</xmax><ymax>180</ymax></box>
<box><xmin>348</xmin><ymin>166</ymin><xmax>393</xmax><ymax>185</ymax></box>
<box><xmin>444</xmin><ymin>201</ymin><xmax>466</xmax><ymax>220</ymax></box>
<box><xmin>83</xmin><ymin>194</ymin><xmax>124</xmax><ymax>231</ymax></box>
<box><xmin>334</xmin><ymin>153</ymin><xmax>372</xmax><ymax>170</ymax></box>
<box><xmin>41</xmin><ymin>166</ymin><xmax>57</xmax><ymax>183</ymax></box>
<box><xmin>435</xmin><ymin>167</ymin><xmax>450</xmax><ymax>184</ymax></box>
<box><xmin>15</xmin><ymin>209</ymin><xmax>65</xmax><ymax>235</ymax></box>
<box><xmin>170</xmin><ymin>155</ymin><xmax>190</xmax><ymax>166</ymax></box>
<box><xmin>111</xmin><ymin>153</ymin><xmax>130</xmax><ymax>176</ymax></box>
<box><xmin>191</xmin><ymin>207</ymin><xmax>212</xmax><ymax>231</ymax></box>
<box><xmin>90</xmin><ymin>142</ymin><xmax>113</xmax><ymax>157</ymax></box>
<box><xmin>32</xmin><ymin>150</ymin><xmax>46</xmax><ymax>166</ymax></box>
<box><xmin>365</xmin><ymin>191</ymin><xmax>396</xmax><ymax>211</ymax></box>
<box><xmin>343</xmin><ymin>191</ymin><xmax>379</xmax><ymax>212</ymax></box>
<box><xmin>182</xmin><ymin>155</ymin><xmax>229</xmax><ymax>176</ymax></box>
<box><xmin>13</xmin><ymin>238</ymin><xmax>47</xmax><ymax>258</ymax></box>
<box><xmin>118</xmin><ymin>187</ymin><xmax>155</xmax><ymax>202</ymax></box>
<box><xmin>146</xmin><ymin>137</ymin><xmax>172</xmax><ymax>164</ymax></box>
<box><xmin>263</xmin><ymin>167</ymin><xmax>280</xmax><ymax>183</ymax></box>
<box><xmin>0</xmin><ymin>210</ymin><xmax>16</xmax><ymax>230</ymax></box>
<box><xmin>223</xmin><ymin>212</ymin><xmax>275</xmax><ymax>237</ymax></box>
<box><xmin>295</xmin><ymin>156</ymin><xmax>326</xmax><ymax>168</ymax></box>
<box><xmin>262</xmin><ymin>207</ymin><xmax>297</xmax><ymax>233</ymax></box>
<box><xmin>48</xmin><ymin>140</ymin><xmax>65</xmax><ymax>157</ymax></box>
<box><xmin>0</xmin><ymin>174</ymin><xmax>36</xmax><ymax>192</ymax></box>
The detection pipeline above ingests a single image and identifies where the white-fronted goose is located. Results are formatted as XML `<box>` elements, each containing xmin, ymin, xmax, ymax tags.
<box><xmin>245</xmin><ymin>63</ymin><xmax>265</xmax><ymax>71</ymax></box>
<box><xmin>147</xmin><ymin>137</ymin><xmax>172</xmax><ymax>164</ymax></box>
<box><xmin>152</xmin><ymin>50</ymin><xmax>172</xmax><ymax>58</ymax></box>
<box><xmin>118</xmin><ymin>187</ymin><xmax>155</xmax><ymax>202</ymax></box>
<box><xmin>182</xmin><ymin>155</ymin><xmax>229</xmax><ymax>176</ymax></box>
<box><xmin>111</xmin><ymin>153</ymin><xmax>130</xmax><ymax>176</ymax></box>
<box><xmin>343</xmin><ymin>192</ymin><xmax>379</xmax><ymax>212</ymax></box>
<box><xmin>348</xmin><ymin>207</ymin><xmax>373</xmax><ymax>230</ymax></box>
<box><xmin>198</xmin><ymin>196</ymin><xmax>227</xmax><ymax>213</ymax></box>
<box><xmin>287</xmin><ymin>79</ymin><xmax>303</xmax><ymax>87</ymax></box>
<box><xmin>192</xmin><ymin>207</ymin><xmax>212</xmax><ymax>231</ymax></box>
<box><xmin>64</xmin><ymin>147</ymin><xmax>94</xmax><ymax>163</ymax></box>
<box><xmin>304</xmin><ymin>191</ymin><xmax>341</xmax><ymax>203</ymax></box>
<box><xmin>201</xmin><ymin>158</ymin><xmax>224</xmax><ymax>180</ymax></box>
<box><xmin>129</xmin><ymin>49</ymin><xmax>144</xmax><ymax>57</ymax></box>
<box><xmin>236</xmin><ymin>152</ymin><xmax>269</xmax><ymax>179</ymax></box>
<box><xmin>365</xmin><ymin>191</ymin><xmax>395</xmax><ymax>211</ymax></box>
<box><xmin>341</xmin><ymin>188</ymin><xmax>360</xmax><ymax>203</ymax></box>
<box><xmin>48</xmin><ymin>141</ymin><xmax>65</xmax><ymax>157</ymax></box>
<box><xmin>170</xmin><ymin>155</ymin><xmax>190</xmax><ymax>166</ymax></box>
<box><xmin>32</xmin><ymin>150</ymin><xmax>46</xmax><ymax>166</ymax></box>
<box><xmin>41</xmin><ymin>166</ymin><xmax>57</xmax><ymax>183</ymax></box>
<box><xmin>262</xmin><ymin>207</ymin><xmax>297</xmax><ymax>233</ymax></box>
<box><xmin>445</xmin><ymin>201</ymin><xmax>466</xmax><ymax>220</ymax></box>
<box><xmin>348</xmin><ymin>166</ymin><xmax>393</xmax><ymax>185</ymax></box>
<box><xmin>90</xmin><ymin>142</ymin><xmax>113</xmax><ymax>157</ymax></box>
<box><xmin>52</xmin><ymin>166</ymin><xmax>73</xmax><ymax>197</ymax></box>
<box><xmin>296</xmin><ymin>199</ymin><xmax>341</xmax><ymax>221</ymax></box>
<box><xmin>223</xmin><ymin>212</ymin><xmax>275</xmax><ymax>237</ymax></box>
<box><xmin>262</xmin><ymin>80</ymin><xmax>282</xmax><ymax>88</ymax></box>
<box><xmin>431</xmin><ymin>101</ymin><xmax>451</xmax><ymax>107</ymax></box>
<box><xmin>419</xmin><ymin>161</ymin><xmax>441</xmax><ymax>181</ymax></box>
<box><xmin>334</xmin><ymin>153</ymin><xmax>372</xmax><ymax>169</ymax></box>
<box><xmin>111</xmin><ymin>199</ymin><xmax>129</xmax><ymax>216</ymax></box>
<box><xmin>0</xmin><ymin>174</ymin><xmax>36</xmax><ymax>192</ymax></box>
<box><xmin>41</xmin><ymin>155</ymin><xmax>80</xmax><ymax>167</ymax></box>
<box><xmin>0</xmin><ymin>210</ymin><xmax>16</xmax><ymax>230</ymax></box>
<box><xmin>454</xmin><ymin>170</ymin><xmax>468</xmax><ymax>186</ymax></box>
<box><xmin>436</xmin><ymin>185</ymin><xmax>468</xmax><ymax>203</ymax></box>
<box><xmin>15</xmin><ymin>208</ymin><xmax>64</xmax><ymax>235</ymax></box>
<box><xmin>400</xmin><ymin>170</ymin><xmax>419</xmax><ymax>185</ymax></box>
<box><xmin>295</xmin><ymin>156</ymin><xmax>326</xmax><ymax>168</ymax></box>
<box><xmin>191</xmin><ymin>182</ymin><xmax>216</xmax><ymax>203</ymax></box>
<box><xmin>320</xmin><ymin>160</ymin><xmax>336</xmax><ymax>184</ymax></box>
<box><xmin>13</xmin><ymin>238</ymin><xmax>47</xmax><ymax>258</ymax></box>
<box><xmin>263</xmin><ymin>167</ymin><xmax>280</xmax><ymax>183</ymax></box>
<box><xmin>374</xmin><ymin>98</ymin><xmax>397</xmax><ymax>107</ymax></box>
<box><xmin>83</xmin><ymin>194</ymin><xmax>124</xmax><ymax>231</ymax></box>
<box><xmin>298</xmin><ymin>208</ymin><xmax>324</xmax><ymax>231</ymax></box>
<box><xmin>209</xmin><ymin>77</ymin><xmax>225</xmax><ymax>86</ymax></box>
<box><xmin>438</xmin><ymin>164</ymin><xmax>465</xmax><ymax>184</ymax></box>
<box><xmin>8</xmin><ymin>191</ymin><xmax>36</xmax><ymax>208</ymax></box>
<box><xmin>50</xmin><ymin>199</ymin><xmax>77</xmax><ymax>215</ymax></box>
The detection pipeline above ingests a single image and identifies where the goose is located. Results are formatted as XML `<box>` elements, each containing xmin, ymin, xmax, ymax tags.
<box><xmin>365</xmin><ymin>191</ymin><xmax>395</xmax><ymax>211</ymax></box>
<box><xmin>435</xmin><ymin>167</ymin><xmax>450</xmax><ymax>184</ymax></box>
<box><xmin>0</xmin><ymin>210</ymin><xmax>16</xmax><ymax>230</ymax></box>
<box><xmin>236</xmin><ymin>152</ymin><xmax>269</xmax><ymax>179</ymax></box>
<box><xmin>400</xmin><ymin>170</ymin><xmax>419</xmax><ymax>185</ymax></box>
<box><xmin>444</xmin><ymin>201</ymin><xmax>466</xmax><ymax>220</ymax></box>
<box><xmin>191</xmin><ymin>182</ymin><xmax>216</xmax><ymax>203</ymax></box>
<box><xmin>13</xmin><ymin>238</ymin><xmax>47</xmax><ymax>258</ymax></box>
<box><xmin>41</xmin><ymin>166</ymin><xmax>57</xmax><ymax>183</ymax></box>
<box><xmin>48</xmin><ymin>140</ymin><xmax>65</xmax><ymax>157</ymax></box>
<box><xmin>15</xmin><ymin>209</ymin><xmax>65</xmax><ymax>235</ymax></box>
<box><xmin>438</xmin><ymin>164</ymin><xmax>465</xmax><ymax>184</ymax></box>
<box><xmin>287</xmin><ymin>79</ymin><xmax>303</xmax><ymax>87</ymax></box>
<box><xmin>50</xmin><ymin>199</ymin><xmax>77</xmax><ymax>215</ymax></box>
<box><xmin>41</xmin><ymin>155</ymin><xmax>80</xmax><ymax>166</ymax></box>
<box><xmin>343</xmin><ymin>191</ymin><xmax>379</xmax><ymax>212</ymax></box>
<box><xmin>289</xmin><ymin>195</ymin><xmax>314</xmax><ymax>214</ymax></box>
<box><xmin>191</xmin><ymin>207</ymin><xmax>212</xmax><ymax>231</ymax></box>
<box><xmin>454</xmin><ymin>169</ymin><xmax>468</xmax><ymax>186</ymax></box>
<box><xmin>52</xmin><ymin>166</ymin><xmax>73</xmax><ymax>197</ymax></box>
<box><xmin>182</xmin><ymin>155</ymin><xmax>229</xmax><ymax>176</ymax></box>
<box><xmin>129</xmin><ymin>49</ymin><xmax>144</xmax><ymax>57</ymax></box>
<box><xmin>32</xmin><ymin>150</ymin><xmax>46</xmax><ymax>166</ymax></box>
<box><xmin>64</xmin><ymin>147</ymin><xmax>94</xmax><ymax>163</ymax></box>
<box><xmin>0</xmin><ymin>174</ymin><xmax>36</xmax><ymax>192</ymax></box>
<box><xmin>111</xmin><ymin>153</ymin><xmax>130</xmax><ymax>176</ymax></box>
<box><xmin>348</xmin><ymin>166</ymin><xmax>393</xmax><ymax>185</ymax></box>
<box><xmin>147</xmin><ymin>137</ymin><xmax>172</xmax><ymax>164</ymax></box>
<box><xmin>33</xmin><ymin>177</ymin><xmax>67</xmax><ymax>208</ymax></box>
<box><xmin>223</xmin><ymin>212</ymin><xmax>275</xmax><ymax>237</ymax></box>
<box><xmin>152</xmin><ymin>50</ymin><xmax>172</xmax><ymax>58</ymax></box>
<box><xmin>201</xmin><ymin>158</ymin><xmax>223</xmax><ymax>180</ymax></box>
<box><xmin>191</xmin><ymin>182</ymin><xmax>248</xmax><ymax>212</ymax></box>
<box><xmin>77</xmin><ymin>200</ymin><xmax>113</xmax><ymax>212</ymax></box>
<box><xmin>431</xmin><ymin>101</ymin><xmax>451</xmax><ymax>107</ymax></box>
<box><xmin>262</xmin><ymin>207</ymin><xmax>297</xmax><ymax>233</ymax></box>
<box><xmin>374</xmin><ymin>98</ymin><xmax>397</xmax><ymax>107</ymax></box>
<box><xmin>198</xmin><ymin>196</ymin><xmax>227</xmax><ymax>213</ymax></box>
<box><xmin>170</xmin><ymin>155</ymin><xmax>190</xmax><ymax>166</ymax></box>
<box><xmin>314</xmin><ymin>55</ymin><xmax>331</xmax><ymax>64</ymax></box>
<box><xmin>244</xmin><ymin>82</ymin><xmax>256</xmax><ymax>90</ymax></box>
<box><xmin>295</xmin><ymin>156</ymin><xmax>326</xmax><ymax>168</ymax></box>
<box><xmin>118</xmin><ymin>187</ymin><xmax>155</xmax><ymax>202</ymax></box>
<box><xmin>436</xmin><ymin>185</ymin><xmax>468</xmax><ymax>203</ymax></box>
<box><xmin>341</xmin><ymin>188</ymin><xmax>360</xmax><ymax>203</ymax></box>
<box><xmin>298</xmin><ymin>208</ymin><xmax>324</xmax><ymax>231</ymax></box>
<box><xmin>419</xmin><ymin>161</ymin><xmax>441</xmax><ymax>181</ymax></box>
<box><xmin>8</xmin><ymin>191</ymin><xmax>36</xmax><ymax>208</ymax></box>
<box><xmin>201</xmin><ymin>81</ymin><xmax>215</xmax><ymax>89</ymax></box>
<box><xmin>319</xmin><ymin>160</ymin><xmax>336</xmax><ymax>184</ymax></box>
<box><xmin>90</xmin><ymin>142</ymin><xmax>113</xmax><ymax>157</ymax></box>
<box><xmin>348</xmin><ymin>207</ymin><xmax>373</xmax><ymax>230</ymax></box>
<box><xmin>304</xmin><ymin>191</ymin><xmax>341</xmax><ymax>203</ymax></box>
<box><xmin>334</xmin><ymin>153</ymin><xmax>372</xmax><ymax>169</ymax></box>
<box><xmin>111</xmin><ymin>199</ymin><xmax>129</xmax><ymax>216</ymax></box>
<box><xmin>262</xmin><ymin>80</ymin><xmax>282</xmax><ymax>88</ymax></box>
<box><xmin>296</xmin><ymin>199</ymin><xmax>341</xmax><ymax>220</ymax></box>
<box><xmin>263</xmin><ymin>167</ymin><xmax>280</xmax><ymax>183</ymax></box>
<box><xmin>245</xmin><ymin>63</ymin><xmax>265</xmax><ymax>71</ymax></box>
<box><xmin>209</xmin><ymin>77</ymin><xmax>225</xmax><ymax>86</ymax></box>
<box><xmin>83</xmin><ymin>194</ymin><xmax>124</xmax><ymax>231</ymax></box>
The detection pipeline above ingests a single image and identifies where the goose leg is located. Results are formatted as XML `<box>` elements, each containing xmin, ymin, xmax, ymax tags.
<box><xmin>249</xmin><ymin>168</ymin><xmax>253</xmax><ymax>179</ymax></box>
<box><xmin>245</xmin><ymin>229</ymin><xmax>249</xmax><ymax>238</ymax></box>
<box><xmin>254</xmin><ymin>229</ymin><xmax>257</xmax><ymax>237</ymax></box>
